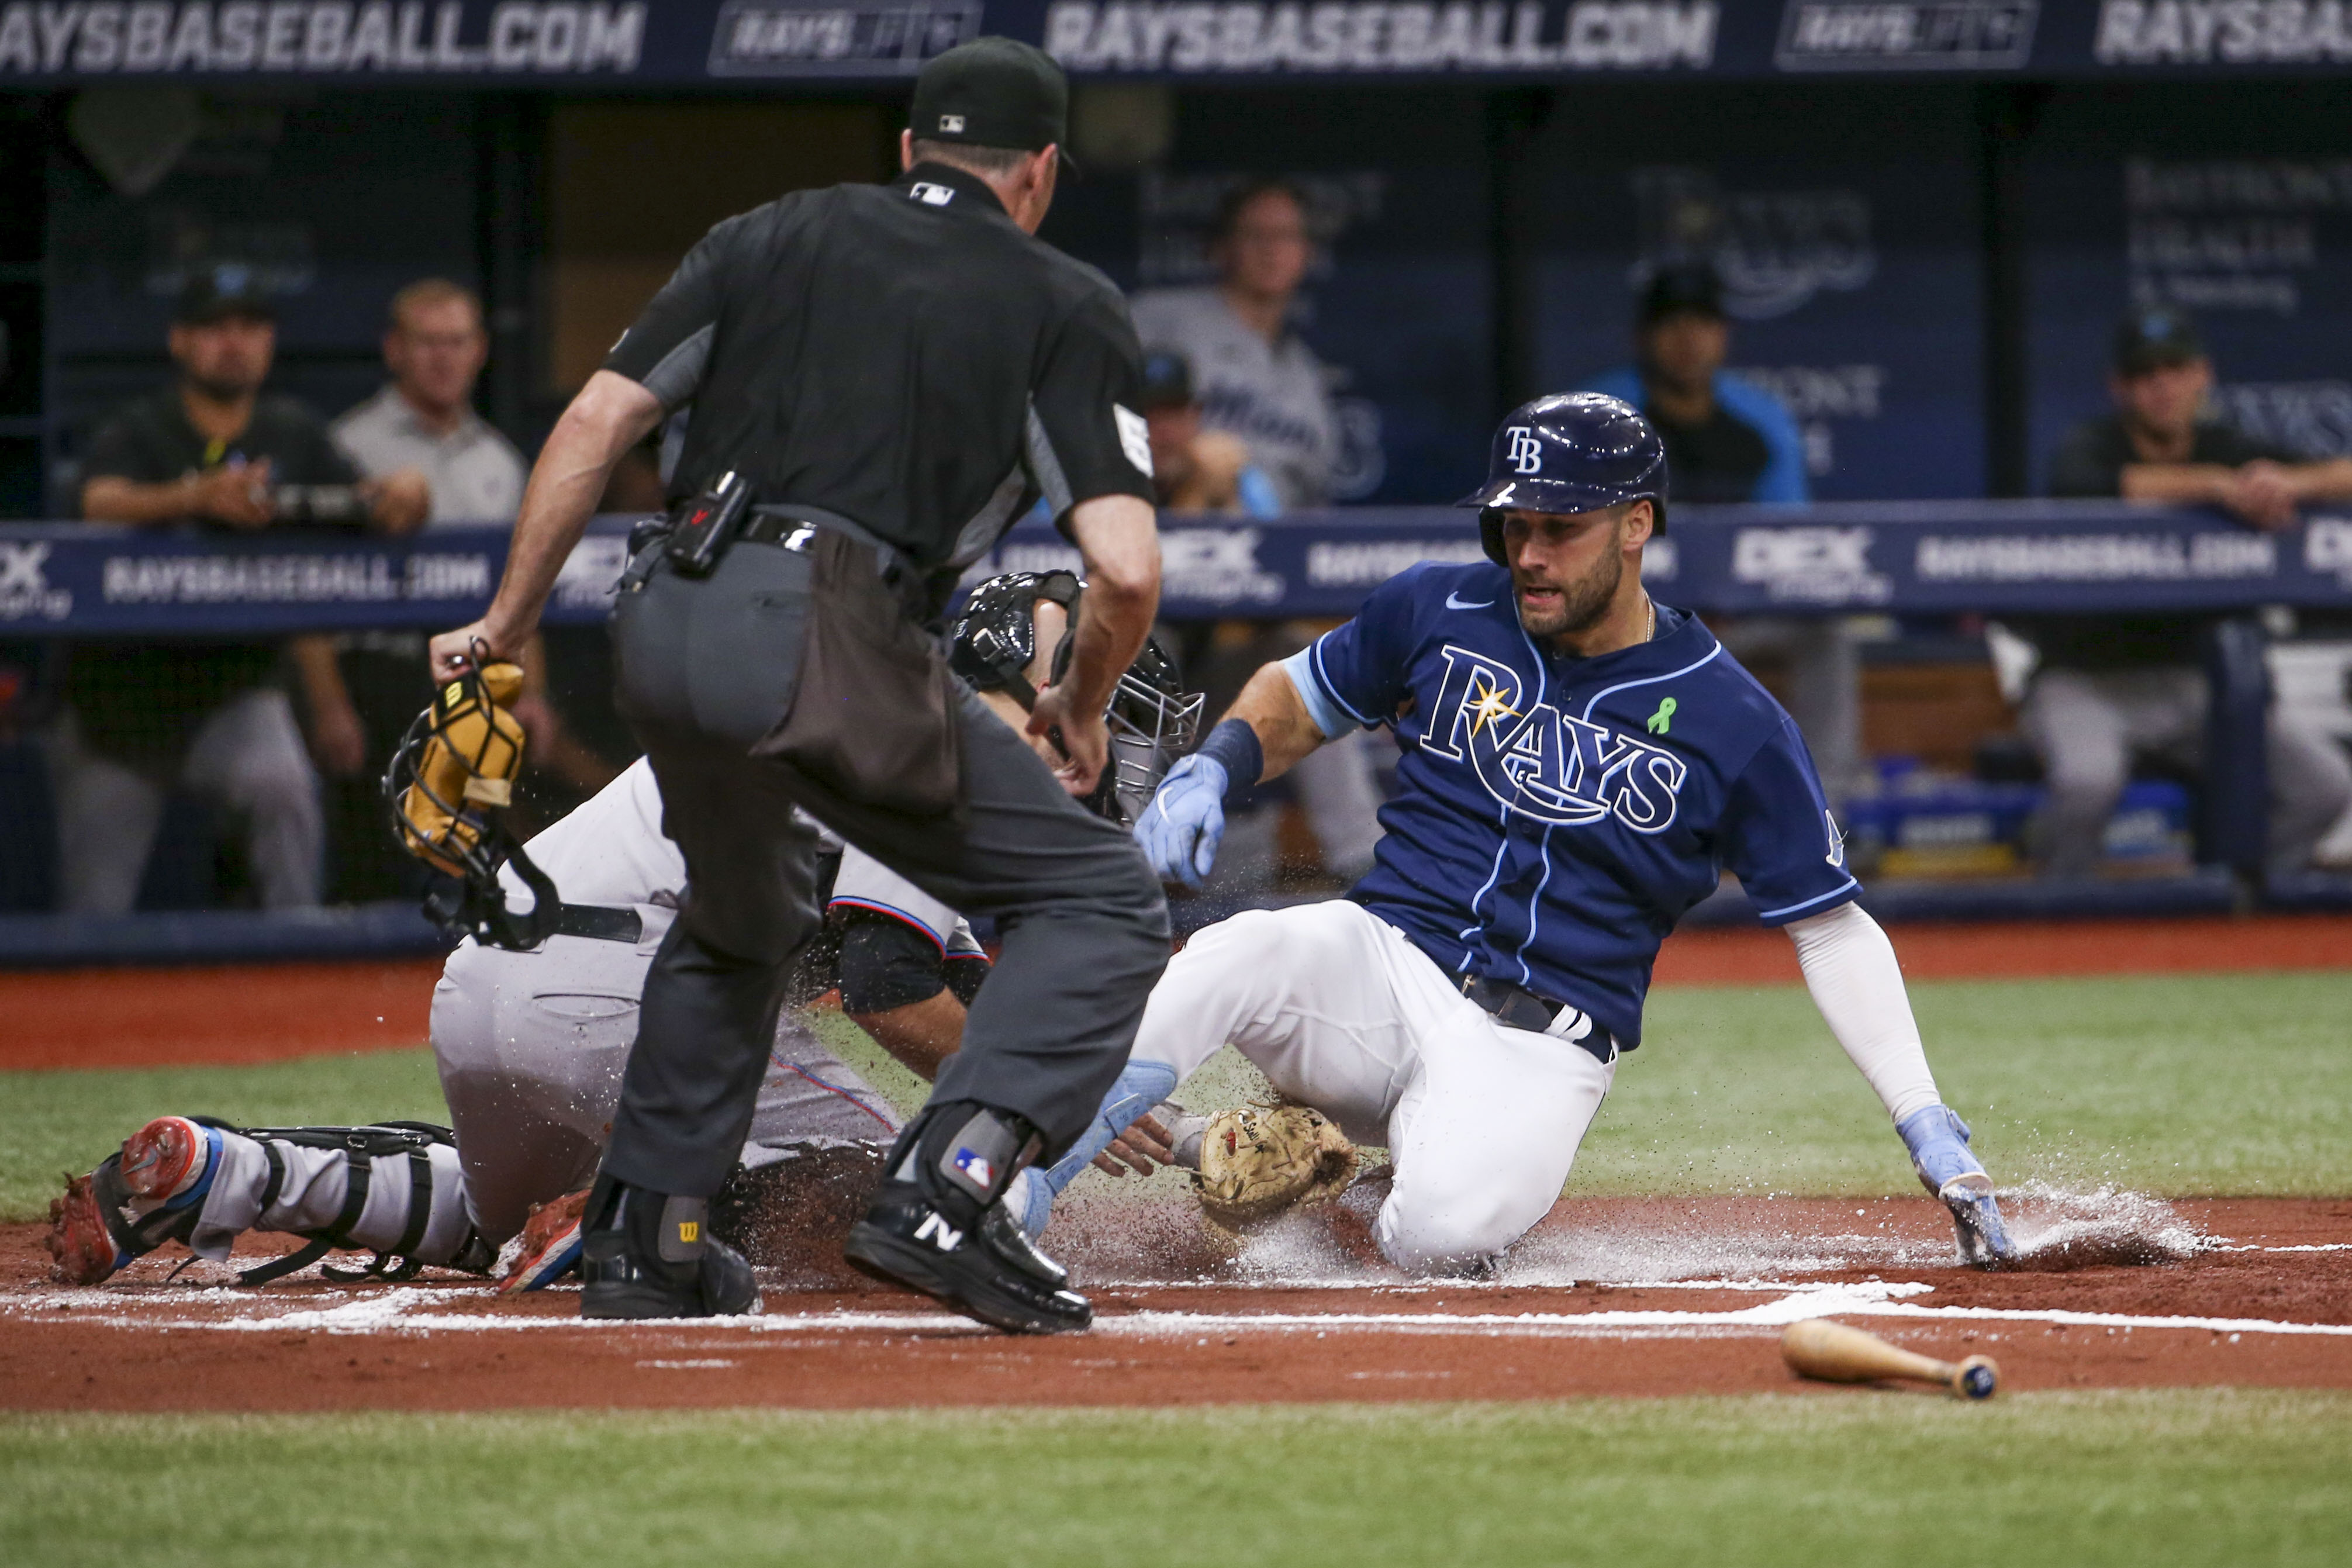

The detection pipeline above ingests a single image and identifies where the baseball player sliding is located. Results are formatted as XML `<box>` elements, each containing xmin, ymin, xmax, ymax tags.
<box><xmin>46</xmin><ymin>573</ymin><xmax>1198</xmax><ymax>1293</ymax></box>
<box><xmin>1031</xmin><ymin>393</ymin><xmax>2018</xmax><ymax>1275</ymax></box>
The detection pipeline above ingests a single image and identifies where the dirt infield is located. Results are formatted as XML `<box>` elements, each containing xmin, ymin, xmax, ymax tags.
<box><xmin>6</xmin><ymin>1194</ymin><xmax>2345</xmax><ymax>1412</ymax></box>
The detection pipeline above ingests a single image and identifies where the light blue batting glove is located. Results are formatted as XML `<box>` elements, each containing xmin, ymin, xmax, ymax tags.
<box><xmin>1897</xmin><ymin>1105</ymin><xmax>2018</xmax><ymax>1268</ymax></box>
<box><xmin>1134</xmin><ymin>754</ymin><xmax>1227</xmax><ymax>888</ymax></box>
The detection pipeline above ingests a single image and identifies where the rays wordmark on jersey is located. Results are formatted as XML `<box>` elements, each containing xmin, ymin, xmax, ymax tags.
<box><xmin>1421</xmin><ymin>645</ymin><xmax>1688</xmax><ymax>832</ymax></box>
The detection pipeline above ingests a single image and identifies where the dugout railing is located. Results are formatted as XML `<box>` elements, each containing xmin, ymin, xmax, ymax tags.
<box><xmin>3</xmin><ymin>499</ymin><xmax>2350</xmax><ymax>962</ymax></box>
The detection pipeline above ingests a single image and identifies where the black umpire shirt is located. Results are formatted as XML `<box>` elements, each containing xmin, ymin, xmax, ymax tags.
<box><xmin>2026</xmin><ymin>413</ymin><xmax>2301</xmax><ymax>672</ymax></box>
<box><xmin>605</xmin><ymin>161</ymin><xmax>1155</xmax><ymax>586</ymax></box>
<box><xmin>73</xmin><ymin>388</ymin><xmax>361</xmax><ymax>771</ymax></box>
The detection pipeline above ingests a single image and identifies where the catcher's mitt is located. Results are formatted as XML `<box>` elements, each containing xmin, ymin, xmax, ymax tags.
<box><xmin>1192</xmin><ymin>1104</ymin><xmax>1358</xmax><ymax>1229</ymax></box>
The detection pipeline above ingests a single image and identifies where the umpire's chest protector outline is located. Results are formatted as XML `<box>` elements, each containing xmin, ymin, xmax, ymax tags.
<box><xmin>1310</xmin><ymin>561</ymin><xmax>1856</xmax><ymax>1045</ymax></box>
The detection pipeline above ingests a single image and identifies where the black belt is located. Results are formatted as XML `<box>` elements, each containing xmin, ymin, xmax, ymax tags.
<box><xmin>744</xmin><ymin>503</ymin><xmax>915</xmax><ymax>574</ymax></box>
<box><xmin>553</xmin><ymin>904</ymin><xmax>644</xmax><ymax>944</ymax></box>
<box><xmin>1460</xmin><ymin>974</ymin><xmax>1619</xmax><ymax>1066</ymax></box>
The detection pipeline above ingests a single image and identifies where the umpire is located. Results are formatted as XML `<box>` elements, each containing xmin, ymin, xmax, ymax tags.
<box><xmin>429</xmin><ymin>38</ymin><xmax>1169</xmax><ymax>1334</ymax></box>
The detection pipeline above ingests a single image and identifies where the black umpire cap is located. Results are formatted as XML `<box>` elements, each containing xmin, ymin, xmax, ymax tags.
<box><xmin>911</xmin><ymin>37</ymin><xmax>1071</xmax><ymax>164</ymax></box>
<box><xmin>2112</xmin><ymin>307</ymin><xmax>2205</xmax><ymax>376</ymax></box>
<box><xmin>174</xmin><ymin>265</ymin><xmax>275</xmax><ymax>326</ymax></box>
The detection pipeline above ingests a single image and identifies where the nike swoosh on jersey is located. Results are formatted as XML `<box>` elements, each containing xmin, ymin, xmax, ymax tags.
<box><xmin>1445</xmin><ymin>591</ymin><xmax>1494</xmax><ymax>610</ymax></box>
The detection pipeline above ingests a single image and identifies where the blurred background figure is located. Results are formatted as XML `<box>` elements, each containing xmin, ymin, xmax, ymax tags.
<box><xmin>1581</xmin><ymin>265</ymin><xmax>1861</xmax><ymax>810</ymax></box>
<box><xmin>1131</xmin><ymin>177</ymin><xmax>1339</xmax><ymax>510</ymax></box>
<box><xmin>1584</xmin><ymin>265</ymin><xmax>1808</xmax><ymax>505</ymax></box>
<box><xmin>1138</xmin><ymin>348</ymin><xmax>1280</xmax><ymax>517</ymax></box>
<box><xmin>293</xmin><ymin>278</ymin><xmax>612</xmax><ymax>903</ymax></box>
<box><xmin>46</xmin><ymin>272</ymin><xmax>427</xmax><ymax>915</ymax></box>
<box><xmin>291</xmin><ymin>279</ymin><xmax>533</xmax><ymax>903</ymax></box>
<box><xmin>2022</xmin><ymin>309</ymin><xmax>2352</xmax><ymax>879</ymax></box>
<box><xmin>331</xmin><ymin>279</ymin><xmax>528</xmax><ymax>528</ymax></box>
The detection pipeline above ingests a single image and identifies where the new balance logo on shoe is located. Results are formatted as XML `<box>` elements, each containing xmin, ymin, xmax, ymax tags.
<box><xmin>914</xmin><ymin>1211</ymin><xmax>963</xmax><ymax>1252</ymax></box>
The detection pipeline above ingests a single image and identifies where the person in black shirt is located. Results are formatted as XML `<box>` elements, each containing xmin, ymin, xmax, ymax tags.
<box><xmin>430</xmin><ymin>39</ymin><xmax>1167</xmax><ymax>1331</ymax></box>
<box><xmin>2023</xmin><ymin>309</ymin><xmax>2352</xmax><ymax>878</ymax></box>
<box><xmin>1580</xmin><ymin>267</ymin><xmax>1864</xmax><ymax>807</ymax></box>
<box><xmin>51</xmin><ymin>273</ymin><xmax>428</xmax><ymax>914</ymax></box>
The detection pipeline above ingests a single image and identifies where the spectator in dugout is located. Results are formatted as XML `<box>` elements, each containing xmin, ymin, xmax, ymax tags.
<box><xmin>1138</xmin><ymin>348</ymin><xmax>1281</xmax><ymax>517</ymax></box>
<box><xmin>1580</xmin><ymin>264</ymin><xmax>1864</xmax><ymax>809</ymax></box>
<box><xmin>287</xmin><ymin>279</ymin><xmax>533</xmax><ymax>902</ymax></box>
<box><xmin>50</xmin><ymin>270</ymin><xmax>428</xmax><ymax>915</ymax></box>
<box><xmin>1130</xmin><ymin>177</ymin><xmax>1339</xmax><ymax>509</ymax></box>
<box><xmin>2023</xmin><ymin>308</ymin><xmax>2352</xmax><ymax>879</ymax></box>
<box><xmin>1134</xmin><ymin>195</ymin><xmax>1386</xmax><ymax>888</ymax></box>
<box><xmin>292</xmin><ymin>279</ymin><xmax>614</xmax><ymax>903</ymax></box>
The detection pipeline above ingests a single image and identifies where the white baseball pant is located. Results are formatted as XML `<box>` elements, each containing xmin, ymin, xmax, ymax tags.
<box><xmin>431</xmin><ymin>903</ymin><xmax>900</xmax><ymax>1243</ymax></box>
<box><xmin>1134</xmin><ymin>899</ymin><xmax>1614</xmax><ymax>1273</ymax></box>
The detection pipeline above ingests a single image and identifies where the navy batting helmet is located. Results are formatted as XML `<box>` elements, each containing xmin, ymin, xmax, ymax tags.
<box><xmin>1458</xmin><ymin>392</ymin><xmax>1669</xmax><ymax>568</ymax></box>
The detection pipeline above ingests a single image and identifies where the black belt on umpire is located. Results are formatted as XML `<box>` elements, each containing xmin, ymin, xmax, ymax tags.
<box><xmin>1459</xmin><ymin>974</ymin><xmax>1621</xmax><ymax>1066</ymax></box>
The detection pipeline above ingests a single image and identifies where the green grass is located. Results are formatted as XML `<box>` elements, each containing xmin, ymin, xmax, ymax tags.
<box><xmin>5</xmin><ymin>970</ymin><xmax>2348</xmax><ymax>1222</ymax></box>
<box><xmin>1584</xmin><ymin>970</ymin><xmax>2352</xmax><ymax>1198</ymax></box>
<box><xmin>0</xmin><ymin>1049</ymin><xmax>447</xmax><ymax>1224</ymax></box>
<box><xmin>4</xmin><ymin>1391</ymin><xmax>2348</xmax><ymax>1567</ymax></box>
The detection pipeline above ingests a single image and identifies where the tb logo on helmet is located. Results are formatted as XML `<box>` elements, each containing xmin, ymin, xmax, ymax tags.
<box><xmin>1505</xmin><ymin>426</ymin><xmax>1545</xmax><ymax>475</ymax></box>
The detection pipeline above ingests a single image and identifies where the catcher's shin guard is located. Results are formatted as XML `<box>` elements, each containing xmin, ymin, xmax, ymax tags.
<box><xmin>844</xmin><ymin>1101</ymin><xmax>1090</xmax><ymax>1334</ymax></box>
<box><xmin>50</xmin><ymin>1118</ymin><xmax>495</xmax><ymax>1287</ymax></box>
<box><xmin>578</xmin><ymin>1177</ymin><xmax>760</xmax><ymax>1320</ymax></box>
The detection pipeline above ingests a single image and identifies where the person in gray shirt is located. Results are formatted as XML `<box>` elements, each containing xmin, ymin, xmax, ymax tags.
<box><xmin>296</xmin><ymin>280</ymin><xmax>544</xmax><ymax>900</ymax></box>
<box><xmin>331</xmin><ymin>279</ymin><xmax>527</xmax><ymax>525</ymax></box>
<box><xmin>1130</xmin><ymin>178</ymin><xmax>1340</xmax><ymax>509</ymax></box>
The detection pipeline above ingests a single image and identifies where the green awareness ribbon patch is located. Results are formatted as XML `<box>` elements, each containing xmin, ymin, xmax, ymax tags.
<box><xmin>1645</xmin><ymin>696</ymin><xmax>1677</xmax><ymax>735</ymax></box>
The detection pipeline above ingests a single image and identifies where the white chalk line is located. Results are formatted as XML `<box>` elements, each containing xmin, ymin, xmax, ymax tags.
<box><xmin>8</xmin><ymin>1279</ymin><xmax>2351</xmax><ymax>1343</ymax></box>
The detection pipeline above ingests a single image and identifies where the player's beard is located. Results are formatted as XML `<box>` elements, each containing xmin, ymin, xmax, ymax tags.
<box><xmin>1513</xmin><ymin>537</ymin><xmax>1624</xmax><ymax>640</ymax></box>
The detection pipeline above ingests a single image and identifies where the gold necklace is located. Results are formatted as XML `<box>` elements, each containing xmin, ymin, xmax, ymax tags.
<box><xmin>1643</xmin><ymin>595</ymin><xmax>1656</xmax><ymax>643</ymax></box>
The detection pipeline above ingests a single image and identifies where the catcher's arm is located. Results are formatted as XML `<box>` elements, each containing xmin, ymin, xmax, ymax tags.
<box><xmin>430</xmin><ymin>371</ymin><xmax>661</xmax><ymax>681</ymax></box>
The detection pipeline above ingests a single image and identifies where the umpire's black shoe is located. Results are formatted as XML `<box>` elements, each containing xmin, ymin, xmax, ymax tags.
<box><xmin>579</xmin><ymin>1181</ymin><xmax>761</xmax><ymax>1321</ymax></box>
<box><xmin>845</xmin><ymin>1179</ymin><xmax>1090</xmax><ymax>1335</ymax></box>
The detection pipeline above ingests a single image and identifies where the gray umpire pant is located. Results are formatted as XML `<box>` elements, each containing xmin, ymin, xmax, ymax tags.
<box><xmin>603</xmin><ymin>539</ymin><xmax>1170</xmax><ymax>1200</ymax></box>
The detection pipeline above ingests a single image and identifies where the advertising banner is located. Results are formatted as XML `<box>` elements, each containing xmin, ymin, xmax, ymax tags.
<box><xmin>2024</xmin><ymin>92</ymin><xmax>2352</xmax><ymax>491</ymax></box>
<box><xmin>8</xmin><ymin>502</ymin><xmax>2351</xmax><ymax>637</ymax></box>
<box><xmin>1525</xmin><ymin>92</ymin><xmax>1987</xmax><ymax>501</ymax></box>
<box><xmin>9</xmin><ymin>2</ymin><xmax>2352</xmax><ymax>88</ymax></box>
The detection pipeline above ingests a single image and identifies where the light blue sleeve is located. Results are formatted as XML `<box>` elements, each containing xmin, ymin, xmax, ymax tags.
<box><xmin>1236</xmin><ymin>465</ymin><xmax>1283</xmax><ymax>519</ymax></box>
<box><xmin>1279</xmin><ymin>647</ymin><xmax>1360</xmax><ymax>740</ymax></box>
<box><xmin>1714</xmin><ymin>372</ymin><xmax>1811</xmax><ymax>503</ymax></box>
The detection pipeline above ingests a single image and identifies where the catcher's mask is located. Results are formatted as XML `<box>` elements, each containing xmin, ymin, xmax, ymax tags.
<box><xmin>947</xmin><ymin>570</ymin><xmax>1204</xmax><ymax>824</ymax></box>
<box><xmin>382</xmin><ymin>646</ymin><xmax>558</xmax><ymax>951</ymax></box>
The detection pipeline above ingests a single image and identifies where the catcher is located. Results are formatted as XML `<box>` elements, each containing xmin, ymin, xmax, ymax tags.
<box><xmin>44</xmin><ymin>571</ymin><xmax>1201</xmax><ymax>1296</ymax></box>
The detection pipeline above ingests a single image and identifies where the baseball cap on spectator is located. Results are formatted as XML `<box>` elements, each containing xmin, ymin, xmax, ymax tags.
<box><xmin>910</xmin><ymin>37</ymin><xmax>1073</xmax><ymax>168</ymax></box>
<box><xmin>1638</xmin><ymin>264</ymin><xmax>1725</xmax><ymax>326</ymax></box>
<box><xmin>175</xmin><ymin>267</ymin><xmax>275</xmax><ymax>326</ymax></box>
<box><xmin>1139</xmin><ymin>349</ymin><xmax>1194</xmax><ymax>412</ymax></box>
<box><xmin>2112</xmin><ymin>308</ymin><xmax>2205</xmax><ymax>376</ymax></box>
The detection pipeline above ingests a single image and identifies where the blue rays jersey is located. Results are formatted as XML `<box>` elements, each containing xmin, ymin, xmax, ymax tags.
<box><xmin>1284</xmin><ymin>561</ymin><xmax>1857</xmax><ymax>1049</ymax></box>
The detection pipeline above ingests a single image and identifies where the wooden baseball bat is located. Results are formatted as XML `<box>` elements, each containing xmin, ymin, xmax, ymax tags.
<box><xmin>1781</xmin><ymin>1318</ymin><xmax>1999</xmax><ymax>1400</ymax></box>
